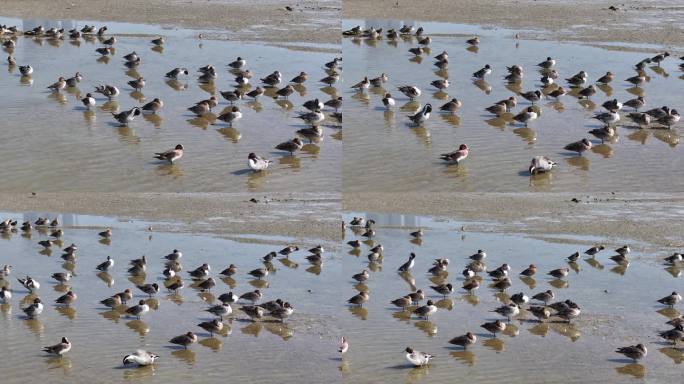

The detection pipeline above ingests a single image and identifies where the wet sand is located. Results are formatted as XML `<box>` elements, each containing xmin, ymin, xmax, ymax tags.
<box><xmin>0</xmin><ymin>192</ymin><xmax>342</xmax><ymax>242</ymax></box>
<box><xmin>345</xmin><ymin>192</ymin><xmax>684</xmax><ymax>250</ymax></box>
<box><xmin>2</xmin><ymin>0</ymin><xmax>341</xmax><ymax>45</ymax></box>
<box><xmin>343</xmin><ymin>0</ymin><xmax>684</xmax><ymax>47</ymax></box>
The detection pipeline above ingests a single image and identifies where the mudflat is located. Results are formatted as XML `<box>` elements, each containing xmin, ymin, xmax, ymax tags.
<box><xmin>1</xmin><ymin>0</ymin><xmax>341</xmax><ymax>44</ymax></box>
<box><xmin>343</xmin><ymin>0</ymin><xmax>684</xmax><ymax>46</ymax></box>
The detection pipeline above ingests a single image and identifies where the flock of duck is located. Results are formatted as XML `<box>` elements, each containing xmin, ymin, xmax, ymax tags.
<box><xmin>0</xmin><ymin>217</ymin><xmax>327</xmax><ymax>366</ymax></box>
<box><xmin>343</xmin><ymin>24</ymin><xmax>682</xmax><ymax>176</ymax></box>
<box><xmin>0</xmin><ymin>23</ymin><xmax>342</xmax><ymax>173</ymax></box>
<box><xmin>340</xmin><ymin>216</ymin><xmax>683</xmax><ymax>369</ymax></box>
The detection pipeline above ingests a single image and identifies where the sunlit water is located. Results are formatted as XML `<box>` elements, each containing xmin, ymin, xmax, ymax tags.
<box><xmin>340</xmin><ymin>212</ymin><xmax>683</xmax><ymax>383</ymax></box>
<box><xmin>0</xmin><ymin>17</ymin><xmax>341</xmax><ymax>193</ymax></box>
<box><xmin>0</xmin><ymin>211</ymin><xmax>342</xmax><ymax>383</ymax></box>
<box><xmin>343</xmin><ymin>19</ymin><xmax>683</xmax><ymax>193</ymax></box>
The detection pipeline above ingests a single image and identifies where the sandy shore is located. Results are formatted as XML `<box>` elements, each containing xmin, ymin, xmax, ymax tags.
<box><xmin>1</xmin><ymin>0</ymin><xmax>340</xmax><ymax>45</ymax></box>
<box><xmin>344</xmin><ymin>0</ymin><xmax>684</xmax><ymax>47</ymax></box>
<box><xmin>0</xmin><ymin>192</ymin><xmax>342</xmax><ymax>242</ymax></box>
<box><xmin>345</xmin><ymin>192</ymin><xmax>684</xmax><ymax>250</ymax></box>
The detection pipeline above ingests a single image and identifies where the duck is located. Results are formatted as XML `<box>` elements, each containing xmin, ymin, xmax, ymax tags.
<box><xmin>47</xmin><ymin>77</ymin><xmax>67</xmax><ymax>92</ymax></box>
<box><xmin>112</xmin><ymin>107</ymin><xmax>142</xmax><ymax>125</ymax></box>
<box><xmin>55</xmin><ymin>291</ymin><xmax>77</xmax><ymax>306</ymax></box>
<box><xmin>206</xmin><ymin>303</ymin><xmax>232</xmax><ymax>320</ymax></box>
<box><xmin>566</xmin><ymin>71</ymin><xmax>588</xmax><ymax>86</ymax></box>
<box><xmin>125</xmin><ymin>300</ymin><xmax>150</xmax><ymax>319</ymax></box>
<box><xmin>492</xmin><ymin>303</ymin><xmax>520</xmax><ymax>322</ymax></box>
<box><xmin>616</xmin><ymin>344</ymin><xmax>647</xmax><ymax>363</ymax></box>
<box><xmin>351</xmin><ymin>76</ymin><xmax>370</xmax><ymax>91</ymax></box>
<box><xmin>439</xmin><ymin>144</ymin><xmax>468</xmax><ymax>164</ymax></box>
<box><xmin>65</xmin><ymin>72</ymin><xmax>83</xmax><ymax>87</ymax></box>
<box><xmin>94</xmin><ymin>84</ymin><xmax>120</xmax><ymax>99</ymax></box>
<box><xmin>564</xmin><ymin>138</ymin><xmax>592</xmax><ymax>156</ymax></box>
<box><xmin>657</xmin><ymin>292</ymin><xmax>682</xmax><ymax>307</ymax></box>
<box><xmin>473</xmin><ymin>64</ymin><xmax>492</xmax><ymax>79</ymax></box>
<box><xmin>248</xmin><ymin>153</ymin><xmax>272</xmax><ymax>171</ymax></box>
<box><xmin>136</xmin><ymin>283</ymin><xmax>159</xmax><ymax>297</ymax></box>
<box><xmin>520</xmin><ymin>90</ymin><xmax>542</xmax><ymax>104</ymax></box>
<box><xmin>0</xmin><ymin>286</ymin><xmax>11</xmax><ymax>303</ymax></box>
<box><xmin>397</xmin><ymin>85</ymin><xmax>421</xmax><ymax>100</ymax></box>
<box><xmin>529</xmin><ymin>156</ymin><xmax>556</xmax><ymax>174</ymax></box>
<box><xmin>217</xmin><ymin>106</ymin><xmax>242</xmax><ymax>125</ymax></box>
<box><xmin>593</xmin><ymin>110</ymin><xmax>620</xmax><ymax>126</ymax></box>
<box><xmin>275</xmin><ymin>138</ymin><xmax>304</xmax><ymax>155</ymax></box>
<box><xmin>165</xmin><ymin>67</ymin><xmax>189</xmax><ymax>79</ymax></box>
<box><xmin>42</xmin><ymin>337</ymin><xmax>71</xmax><ymax>356</ymax></box>
<box><xmin>449</xmin><ymin>332</ymin><xmax>477</xmax><ymax>349</ymax></box>
<box><xmin>513</xmin><ymin>107</ymin><xmax>538</xmax><ymax>126</ymax></box>
<box><xmin>537</xmin><ymin>56</ymin><xmax>555</xmax><ymax>68</ymax></box>
<box><xmin>141</xmin><ymin>98</ymin><xmax>163</xmax><ymax>114</ymax></box>
<box><xmin>123</xmin><ymin>350</ymin><xmax>159</xmax><ymax>366</ymax></box>
<box><xmin>398</xmin><ymin>253</ymin><xmax>417</xmax><ymax>272</ymax></box>
<box><xmin>408</xmin><ymin>104</ymin><xmax>432</xmax><ymax>125</ymax></box>
<box><xmin>296</xmin><ymin>110</ymin><xmax>324</xmax><ymax>125</ymax></box>
<box><xmin>17</xmin><ymin>276</ymin><xmax>40</xmax><ymax>291</ymax></box>
<box><xmin>348</xmin><ymin>291</ymin><xmax>369</xmax><ymax>307</ymax></box>
<box><xmin>405</xmin><ymin>347</ymin><xmax>434</xmax><ymax>366</ymax></box>
<box><xmin>440</xmin><ymin>98</ymin><xmax>462</xmax><ymax>113</ymax></box>
<box><xmin>339</xmin><ymin>337</ymin><xmax>349</xmax><ymax>354</ymax></box>
<box><xmin>169</xmin><ymin>332</ymin><xmax>197</xmax><ymax>349</ymax></box>
<box><xmin>100</xmin><ymin>295</ymin><xmax>122</xmax><ymax>308</ymax></box>
<box><xmin>228</xmin><ymin>56</ymin><xmax>246</xmax><ymax>69</ymax></box>
<box><xmin>198</xmin><ymin>319</ymin><xmax>224</xmax><ymax>336</ymax></box>
<box><xmin>431</xmin><ymin>79</ymin><xmax>450</xmax><ymax>90</ymax></box>
<box><xmin>382</xmin><ymin>93</ymin><xmax>395</xmax><ymax>109</ymax></box>
<box><xmin>532</xmin><ymin>290</ymin><xmax>554</xmax><ymax>305</ymax></box>
<box><xmin>81</xmin><ymin>93</ymin><xmax>96</xmax><ymax>109</ymax></box>
<box><xmin>413</xmin><ymin>300</ymin><xmax>437</xmax><ymax>319</ymax></box>
<box><xmin>370</xmin><ymin>73</ymin><xmax>388</xmax><ymax>87</ymax></box>
<box><xmin>127</xmin><ymin>77</ymin><xmax>145</xmax><ymax>91</ymax></box>
<box><xmin>22</xmin><ymin>298</ymin><xmax>43</xmax><ymax>317</ymax></box>
<box><xmin>19</xmin><ymin>65</ymin><xmax>33</xmax><ymax>76</ymax></box>
<box><xmin>481</xmin><ymin>319</ymin><xmax>506</xmax><ymax>337</ymax></box>
<box><xmin>151</xmin><ymin>36</ymin><xmax>165</xmax><ymax>46</ymax></box>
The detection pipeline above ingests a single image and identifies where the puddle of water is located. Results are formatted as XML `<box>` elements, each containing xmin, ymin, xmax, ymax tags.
<box><xmin>340</xmin><ymin>212</ymin><xmax>682</xmax><ymax>383</ymax></box>
<box><xmin>342</xmin><ymin>19</ymin><xmax>683</xmax><ymax>193</ymax></box>
<box><xmin>0</xmin><ymin>17</ymin><xmax>341</xmax><ymax>193</ymax></box>
<box><xmin>0</xmin><ymin>211</ymin><xmax>342</xmax><ymax>383</ymax></box>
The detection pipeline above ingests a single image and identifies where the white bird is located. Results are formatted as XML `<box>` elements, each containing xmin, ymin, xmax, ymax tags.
<box><xmin>382</xmin><ymin>93</ymin><xmax>395</xmax><ymax>109</ymax></box>
<box><xmin>339</xmin><ymin>337</ymin><xmax>349</xmax><ymax>354</ymax></box>
<box><xmin>248</xmin><ymin>153</ymin><xmax>272</xmax><ymax>171</ymax></box>
<box><xmin>22</xmin><ymin>298</ymin><xmax>43</xmax><ymax>317</ymax></box>
<box><xmin>17</xmin><ymin>276</ymin><xmax>40</xmax><ymax>291</ymax></box>
<box><xmin>529</xmin><ymin>156</ymin><xmax>557</xmax><ymax>175</ymax></box>
<box><xmin>123</xmin><ymin>350</ymin><xmax>159</xmax><ymax>366</ymax></box>
<box><xmin>405</xmin><ymin>347</ymin><xmax>434</xmax><ymax>366</ymax></box>
<box><xmin>0</xmin><ymin>286</ymin><xmax>11</xmax><ymax>303</ymax></box>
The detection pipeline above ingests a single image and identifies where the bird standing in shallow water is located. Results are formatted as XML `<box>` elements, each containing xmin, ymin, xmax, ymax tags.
<box><xmin>616</xmin><ymin>344</ymin><xmax>647</xmax><ymax>363</ymax></box>
<box><xmin>405</xmin><ymin>347</ymin><xmax>434</xmax><ymax>366</ymax></box>
<box><xmin>42</xmin><ymin>337</ymin><xmax>71</xmax><ymax>356</ymax></box>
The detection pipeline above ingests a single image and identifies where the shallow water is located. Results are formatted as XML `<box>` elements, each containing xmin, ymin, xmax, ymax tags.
<box><xmin>342</xmin><ymin>19</ymin><xmax>683</xmax><ymax>193</ymax></box>
<box><xmin>340</xmin><ymin>212</ymin><xmax>683</xmax><ymax>383</ymax></box>
<box><xmin>0</xmin><ymin>17</ymin><xmax>341</xmax><ymax>193</ymax></box>
<box><xmin>0</xmin><ymin>211</ymin><xmax>342</xmax><ymax>383</ymax></box>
